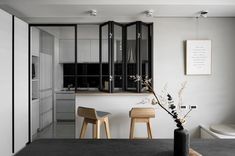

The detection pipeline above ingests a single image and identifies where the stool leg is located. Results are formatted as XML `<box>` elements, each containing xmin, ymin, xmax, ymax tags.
<box><xmin>96</xmin><ymin>120</ymin><xmax>100</xmax><ymax>139</ymax></box>
<box><xmin>129</xmin><ymin>118</ymin><xmax>135</xmax><ymax>139</ymax></box>
<box><xmin>147</xmin><ymin>119</ymin><xmax>153</xmax><ymax>139</ymax></box>
<box><xmin>93</xmin><ymin>124</ymin><xmax>97</xmax><ymax>139</ymax></box>
<box><xmin>104</xmin><ymin>117</ymin><xmax>111</xmax><ymax>139</ymax></box>
<box><xmin>80</xmin><ymin>118</ymin><xmax>88</xmax><ymax>139</ymax></box>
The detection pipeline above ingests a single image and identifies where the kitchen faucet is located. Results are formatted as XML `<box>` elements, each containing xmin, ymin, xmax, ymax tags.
<box><xmin>67</xmin><ymin>84</ymin><xmax>73</xmax><ymax>91</ymax></box>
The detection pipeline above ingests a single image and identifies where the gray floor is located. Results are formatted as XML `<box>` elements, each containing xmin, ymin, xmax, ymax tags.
<box><xmin>34</xmin><ymin>122</ymin><xmax>75</xmax><ymax>140</ymax></box>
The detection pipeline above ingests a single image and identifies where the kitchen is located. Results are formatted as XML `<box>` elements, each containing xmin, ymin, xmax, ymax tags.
<box><xmin>31</xmin><ymin>22</ymin><xmax>152</xmax><ymax>139</ymax></box>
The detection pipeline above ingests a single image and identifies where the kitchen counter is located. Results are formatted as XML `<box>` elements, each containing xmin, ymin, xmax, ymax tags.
<box><xmin>75</xmin><ymin>92</ymin><xmax>154</xmax><ymax>138</ymax></box>
<box><xmin>76</xmin><ymin>91</ymin><xmax>152</xmax><ymax>96</ymax></box>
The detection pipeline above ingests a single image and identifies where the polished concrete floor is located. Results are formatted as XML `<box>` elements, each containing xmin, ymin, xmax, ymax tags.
<box><xmin>34</xmin><ymin>122</ymin><xmax>75</xmax><ymax>140</ymax></box>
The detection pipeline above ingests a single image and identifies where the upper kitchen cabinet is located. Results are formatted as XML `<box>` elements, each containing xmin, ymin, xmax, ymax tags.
<box><xmin>77</xmin><ymin>39</ymin><xmax>90</xmax><ymax>62</ymax></box>
<box><xmin>59</xmin><ymin>39</ymin><xmax>75</xmax><ymax>63</ymax></box>
<box><xmin>31</xmin><ymin>27</ymin><xmax>40</xmax><ymax>56</ymax></box>
<box><xmin>77</xmin><ymin>25</ymin><xmax>100</xmax><ymax>63</ymax></box>
<box><xmin>59</xmin><ymin>27</ymin><xmax>76</xmax><ymax>63</ymax></box>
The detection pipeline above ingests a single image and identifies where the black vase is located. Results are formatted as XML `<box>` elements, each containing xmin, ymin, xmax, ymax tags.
<box><xmin>174</xmin><ymin>128</ymin><xmax>190</xmax><ymax>156</ymax></box>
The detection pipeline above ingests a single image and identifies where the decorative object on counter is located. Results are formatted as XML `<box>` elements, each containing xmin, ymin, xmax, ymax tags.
<box><xmin>130</xmin><ymin>76</ymin><xmax>197</xmax><ymax>156</ymax></box>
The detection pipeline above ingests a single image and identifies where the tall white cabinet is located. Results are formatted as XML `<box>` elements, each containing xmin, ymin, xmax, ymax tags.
<box><xmin>0</xmin><ymin>9</ymin><xmax>13</xmax><ymax>156</ymax></box>
<box><xmin>14</xmin><ymin>16</ymin><xmax>29</xmax><ymax>153</ymax></box>
<box><xmin>0</xmin><ymin>9</ymin><xmax>29</xmax><ymax>156</ymax></box>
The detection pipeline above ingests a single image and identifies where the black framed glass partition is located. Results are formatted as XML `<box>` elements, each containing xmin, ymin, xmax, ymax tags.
<box><xmin>100</xmin><ymin>22</ymin><xmax>110</xmax><ymax>92</ymax></box>
<box><xmin>125</xmin><ymin>22</ymin><xmax>138</xmax><ymax>92</ymax></box>
<box><xmin>125</xmin><ymin>22</ymin><xmax>152</xmax><ymax>92</ymax></box>
<box><xmin>100</xmin><ymin>21</ymin><xmax>124</xmax><ymax>93</ymax></box>
<box><xmin>100</xmin><ymin>21</ymin><xmax>152</xmax><ymax>93</ymax></box>
<box><xmin>140</xmin><ymin>23</ymin><xmax>152</xmax><ymax>92</ymax></box>
<box><xmin>113</xmin><ymin>22</ymin><xmax>124</xmax><ymax>92</ymax></box>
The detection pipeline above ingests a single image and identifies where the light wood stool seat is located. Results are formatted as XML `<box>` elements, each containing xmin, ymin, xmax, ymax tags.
<box><xmin>129</xmin><ymin>108</ymin><xmax>155</xmax><ymax>139</ymax></box>
<box><xmin>78</xmin><ymin>107</ymin><xmax>111</xmax><ymax>139</ymax></box>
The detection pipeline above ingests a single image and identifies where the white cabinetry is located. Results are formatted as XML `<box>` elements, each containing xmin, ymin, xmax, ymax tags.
<box><xmin>77</xmin><ymin>39</ymin><xmax>90</xmax><ymax>62</ymax></box>
<box><xmin>59</xmin><ymin>25</ymin><xmax>101</xmax><ymax>63</ymax></box>
<box><xmin>59</xmin><ymin>39</ymin><xmax>75</xmax><ymax>63</ymax></box>
<box><xmin>31</xmin><ymin>27</ymin><xmax>40</xmax><ymax>56</ymax></box>
<box><xmin>90</xmin><ymin>40</ymin><xmax>99</xmax><ymax>62</ymax></box>
<box><xmin>39</xmin><ymin>31</ymin><xmax>53</xmax><ymax>130</ymax></box>
<box><xmin>32</xmin><ymin>99</ymin><xmax>39</xmax><ymax>135</ymax></box>
<box><xmin>31</xmin><ymin>27</ymin><xmax>40</xmax><ymax>139</ymax></box>
<box><xmin>14</xmin><ymin>16</ymin><xmax>29</xmax><ymax>153</ymax></box>
<box><xmin>0</xmin><ymin>9</ymin><xmax>12</xmax><ymax>156</ymax></box>
<box><xmin>77</xmin><ymin>39</ymin><xmax>100</xmax><ymax>63</ymax></box>
<box><xmin>56</xmin><ymin>93</ymin><xmax>75</xmax><ymax>121</ymax></box>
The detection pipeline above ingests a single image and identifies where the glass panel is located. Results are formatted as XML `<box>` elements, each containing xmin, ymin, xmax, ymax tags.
<box><xmin>113</xmin><ymin>24</ymin><xmax>123</xmax><ymax>91</ymax></box>
<box><xmin>32</xmin><ymin>26</ymin><xmax>76</xmax><ymax>140</ymax></box>
<box><xmin>101</xmin><ymin>24</ymin><xmax>109</xmax><ymax>91</ymax></box>
<box><xmin>141</xmin><ymin>24</ymin><xmax>150</xmax><ymax>92</ymax></box>
<box><xmin>126</xmin><ymin>24</ymin><xmax>137</xmax><ymax>90</ymax></box>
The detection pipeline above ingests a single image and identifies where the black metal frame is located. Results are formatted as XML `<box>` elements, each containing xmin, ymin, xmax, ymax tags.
<box><xmin>99</xmin><ymin>22</ymin><xmax>109</xmax><ymax>92</ymax></box>
<box><xmin>124</xmin><ymin>21</ymin><xmax>153</xmax><ymax>93</ymax></box>
<box><xmin>99</xmin><ymin>21</ymin><xmax>125</xmax><ymax>93</ymax></box>
<box><xmin>99</xmin><ymin>21</ymin><xmax>153</xmax><ymax>93</ymax></box>
<box><xmin>12</xmin><ymin>15</ymin><xmax>15</xmax><ymax>153</ymax></box>
<box><xmin>28</xmin><ymin>24</ymin><xmax>77</xmax><ymax>144</ymax></box>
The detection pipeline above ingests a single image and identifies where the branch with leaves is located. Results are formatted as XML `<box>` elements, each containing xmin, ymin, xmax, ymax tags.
<box><xmin>130</xmin><ymin>75</ymin><xmax>195</xmax><ymax>130</ymax></box>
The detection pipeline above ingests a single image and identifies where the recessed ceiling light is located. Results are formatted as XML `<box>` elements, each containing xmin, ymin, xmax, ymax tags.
<box><xmin>145</xmin><ymin>10</ymin><xmax>154</xmax><ymax>17</ymax></box>
<box><xmin>89</xmin><ymin>10</ymin><xmax>97</xmax><ymax>16</ymax></box>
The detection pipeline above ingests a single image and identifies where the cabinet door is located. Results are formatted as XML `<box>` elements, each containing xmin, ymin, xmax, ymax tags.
<box><xmin>14</xmin><ymin>16</ymin><xmax>29</xmax><ymax>153</ymax></box>
<box><xmin>77</xmin><ymin>39</ymin><xmax>90</xmax><ymax>63</ymax></box>
<box><xmin>40</xmin><ymin>31</ymin><xmax>54</xmax><ymax>55</ymax></box>
<box><xmin>59</xmin><ymin>39</ymin><xmax>75</xmax><ymax>63</ymax></box>
<box><xmin>90</xmin><ymin>40</ymin><xmax>99</xmax><ymax>62</ymax></box>
<box><xmin>32</xmin><ymin>100</ymin><xmax>39</xmax><ymax>135</ymax></box>
<box><xmin>31</xmin><ymin>27</ymin><xmax>40</xmax><ymax>56</ymax></box>
<box><xmin>0</xmin><ymin>9</ymin><xmax>12</xmax><ymax>156</ymax></box>
<box><xmin>40</xmin><ymin>53</ymin><xmax>52</xmax><ymax>90</ymax></box>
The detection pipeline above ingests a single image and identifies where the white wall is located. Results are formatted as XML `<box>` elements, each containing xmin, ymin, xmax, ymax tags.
<box><xmin>154</xmin><ymin>18</ymin><xmax>235</xmax><ymax>137</ymax></box>
<box><xmin>76</xmin><ymin>18</ymin><xmax>235</xmax><ymax>138</ymax></box>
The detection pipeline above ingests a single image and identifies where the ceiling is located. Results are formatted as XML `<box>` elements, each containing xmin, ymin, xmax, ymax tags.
<box><xmin>1</xmin><ymin>0</ymin><xmax>235</xmax><ymax>23</ymax></box>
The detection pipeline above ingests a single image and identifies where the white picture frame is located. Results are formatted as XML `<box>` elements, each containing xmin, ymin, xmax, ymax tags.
<box><xmin>186</xmin><ymin>40</ymin><xmax>212</xmax><ymax>75</ymax></box>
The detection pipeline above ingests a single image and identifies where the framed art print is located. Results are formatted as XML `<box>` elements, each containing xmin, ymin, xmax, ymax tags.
<box><xmin>186</xmin><ymin>40</ymin><xmax>212</xmax><ymax>75</ymax></box>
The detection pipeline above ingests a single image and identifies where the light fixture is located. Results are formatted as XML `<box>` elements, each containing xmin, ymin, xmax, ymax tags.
<box><xmin>198</xmin><ymin>10</ymin><xmax>208</xmax><ymax>18</ymax></box>
<box><xmin>89</xmin><ymin>10</ymin><xmax>97</xmax><ymax>16</ymax></box>
<box><xmin>145</xmin><ymin>10</ymin><xmax>154</xmax><ymax>17</ymax></box>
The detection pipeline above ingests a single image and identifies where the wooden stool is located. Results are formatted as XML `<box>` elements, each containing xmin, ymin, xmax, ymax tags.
<box><xmin>78</xmin><ymin>107</ymin><xmax>111</xmax><ymax>139</ymax></box>
<box><xmin>129</xmin><ymin>108</ymin><xmax>155</xmax><ymax>139</ymax></box>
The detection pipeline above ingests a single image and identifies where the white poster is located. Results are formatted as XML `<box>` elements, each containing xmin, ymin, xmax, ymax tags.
<box><xmin>186</xmin><ymin>40</ymin><xmax>211</xmax><ymax>75</ymax></box>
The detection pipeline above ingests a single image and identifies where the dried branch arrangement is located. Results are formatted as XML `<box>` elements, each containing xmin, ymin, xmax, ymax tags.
<box><xmin>130</xmin><ymin>76</ymin><xmax>196</xmax><ymax>129</ymax></box>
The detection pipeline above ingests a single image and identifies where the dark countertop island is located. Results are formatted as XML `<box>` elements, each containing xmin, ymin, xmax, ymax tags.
<box><xmin>15</xmin><ymin>139</ymin><xmax>235</xmax><ymax>156</ymax></box>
